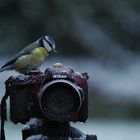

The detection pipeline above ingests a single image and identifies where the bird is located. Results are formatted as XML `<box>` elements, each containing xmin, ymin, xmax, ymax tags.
<box><xmin>0</xmin><ymin>35</ymin><xmax>57</xmax><ymax>74</ymax></box>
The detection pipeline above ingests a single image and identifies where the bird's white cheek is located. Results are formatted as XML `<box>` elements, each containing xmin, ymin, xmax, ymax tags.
<box><xmin>43</xmin><ymin>40</ymin><xmax>52</xmax><ymax>52</ymax></box>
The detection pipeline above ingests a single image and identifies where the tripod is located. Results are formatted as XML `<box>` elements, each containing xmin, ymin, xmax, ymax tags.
<box><xmin>22</xmin><ymin>118</ymin><xmax>97</xmax><ymax>140</ymax></box>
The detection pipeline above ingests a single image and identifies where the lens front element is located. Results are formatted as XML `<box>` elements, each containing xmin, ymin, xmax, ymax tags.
<box><xmin>39</xmin><ymin>80</ymin><xmax>82</xmax><ymax>122</ymax></box>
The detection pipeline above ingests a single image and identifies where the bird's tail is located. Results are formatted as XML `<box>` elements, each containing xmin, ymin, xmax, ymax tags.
<box><xmin>0</xmin><ymin>65</ymin><xmax>12</xmax><ymax>73</ymax></box>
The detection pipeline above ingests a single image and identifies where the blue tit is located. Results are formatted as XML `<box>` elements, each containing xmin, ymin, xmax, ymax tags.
<box><xmin>0</xmin><ymin>36</ymin><xmax>56</xmax><ymax>74</ymax></box>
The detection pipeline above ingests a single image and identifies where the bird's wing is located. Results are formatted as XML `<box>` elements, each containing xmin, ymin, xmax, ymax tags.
<box><xmin>21</xmin><ymin>41</ymin><xmax>38</xmax><ymax>54</ymax></box>
<box><xmin>1</xmin><ymin>42</ymin><xmax>38</xmax><ymax>68</ymax></box>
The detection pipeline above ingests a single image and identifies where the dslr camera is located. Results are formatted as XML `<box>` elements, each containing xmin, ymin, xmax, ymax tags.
<box><xmin>7</xmin><ymin>63</ymin><xmax>89</xmax><ymax>124</ymax></box>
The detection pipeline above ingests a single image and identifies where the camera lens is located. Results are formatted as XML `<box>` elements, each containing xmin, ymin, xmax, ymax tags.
<box><xmin>39</xmin><ymin>80</ymin><xmax>82</xmax><ymax>122</ymax></box>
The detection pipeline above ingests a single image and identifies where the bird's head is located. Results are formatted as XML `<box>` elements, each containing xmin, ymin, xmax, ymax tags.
<box><xmin>38</xmin><ymin>36</ymin><xmax>57</xmax><ymax>54</ymax></box>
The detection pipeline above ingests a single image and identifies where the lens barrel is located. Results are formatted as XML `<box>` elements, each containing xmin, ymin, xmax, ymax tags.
<box><xmin>39</xmin><ymin>79</ymin><xmax>83</xmax><ymax>122</ymax></box>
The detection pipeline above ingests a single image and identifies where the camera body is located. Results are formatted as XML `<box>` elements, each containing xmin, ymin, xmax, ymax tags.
<box><xmin>8</xmin><ymin>64</ymin><xmax>89</xmax><ymax>124</ymax></box>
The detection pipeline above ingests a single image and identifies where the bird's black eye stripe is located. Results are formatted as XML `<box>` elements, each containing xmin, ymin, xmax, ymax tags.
<box><xmin>44</xmin><ymin>38</ymin><xmax>53</xmax><ymax>49</ymax></box>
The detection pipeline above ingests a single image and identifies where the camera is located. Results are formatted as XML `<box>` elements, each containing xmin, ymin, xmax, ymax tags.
<box><xmin>1</xmin><ymin>63</ymin><xmax>97</xmax><ymax>140</ymax></box>
<box><xmin>7</xmin><ymin>63</ymin><xmax>89</xmax><ymax>124</ymax></box>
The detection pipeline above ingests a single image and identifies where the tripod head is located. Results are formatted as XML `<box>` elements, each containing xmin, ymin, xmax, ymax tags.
<box><xmin>22</xmin><ymin>118</ymin><xmax>97</xmax><ymax>140</ymax></box>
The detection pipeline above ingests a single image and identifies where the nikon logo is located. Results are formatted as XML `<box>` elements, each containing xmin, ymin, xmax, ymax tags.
<box><xmin>53</xmin><ymin>75</ymin><xmax>67</xmax><ymax>78</ymax></box>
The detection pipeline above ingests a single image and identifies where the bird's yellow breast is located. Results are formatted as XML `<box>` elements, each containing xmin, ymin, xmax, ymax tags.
<box><xmin>14</xmin><ymin>47</ymin><xmax>48</xmax><ymax>73</ymax></box>
<box><xmin>30</xmin><ymin>47</ymin><xmax>48</xmax><ymax>67</ymax></box>
<box><xmin>31</xmin><ymin>47</ymin><xmax>48</xmax><ymax>58</ymax></box>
